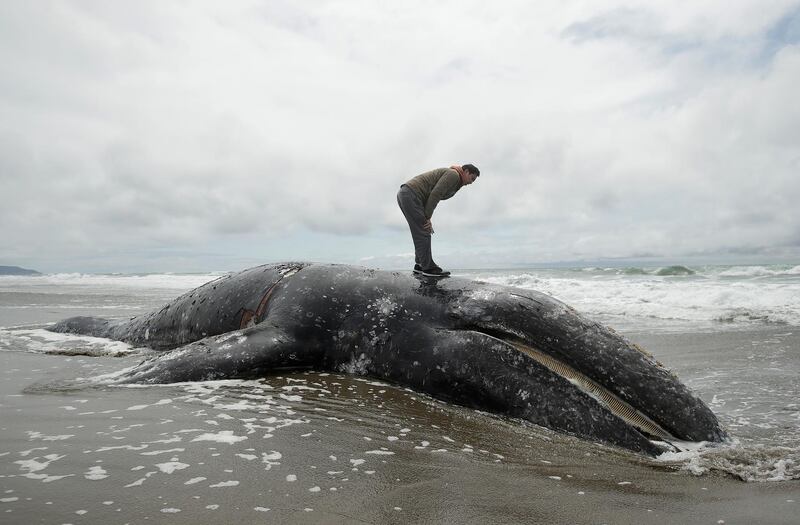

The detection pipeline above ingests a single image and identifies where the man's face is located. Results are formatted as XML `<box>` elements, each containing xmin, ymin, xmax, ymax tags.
<box><xmin>464</xmin><ymin>172</ymin><xmax>478</xmax><ymax>185</ymax></box>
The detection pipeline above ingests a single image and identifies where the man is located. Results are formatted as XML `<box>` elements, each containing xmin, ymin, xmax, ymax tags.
<box><xmin>397</xmin><ymin>163</ymin><xmax>480</xmax><ymax>277</ymax></box>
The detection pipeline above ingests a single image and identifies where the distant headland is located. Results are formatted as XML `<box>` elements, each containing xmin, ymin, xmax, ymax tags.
<box><xmin>0</xmin><ymin>265</ymin><xmax>42</xmax><ymax>276</ymax></box>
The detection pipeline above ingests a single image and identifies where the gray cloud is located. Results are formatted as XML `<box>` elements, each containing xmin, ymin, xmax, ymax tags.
<box><xmin>1</xmin><ymin>1</ymin><xmax>799</xmax><ymax>272</ymax></box>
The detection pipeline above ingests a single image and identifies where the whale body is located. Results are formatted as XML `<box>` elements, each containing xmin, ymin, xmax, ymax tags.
<box><xmin>50</xmin><ymin>262</ymin><xmax>726</xmax><ymax>455</ymax></box>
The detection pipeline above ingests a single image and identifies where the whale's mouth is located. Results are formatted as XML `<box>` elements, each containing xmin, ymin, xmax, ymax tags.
<box><xmin>507</xmin><ymin>340</ymin><xmax>677</xmax><ymax>442</ymax></box>
<box><xmin>473</xmin><ymin>329</ymin><xmax>677</xmax><ymax>443</ymax></box>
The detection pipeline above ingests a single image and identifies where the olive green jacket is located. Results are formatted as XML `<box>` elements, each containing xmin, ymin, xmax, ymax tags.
<box><xmin>403</xmin><ymin>168</ymin><xmax>463</xmax><ymax>219</ymax></box>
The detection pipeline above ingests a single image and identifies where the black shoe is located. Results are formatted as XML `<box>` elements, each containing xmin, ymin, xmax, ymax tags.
<box><xmin>413</xmin><ymin>264</ymin><xmax>422</xmax><ymax>273</ymax></box>
<box><xmin>419</xmin><ymin>267</ymin><xmax>450</xmax><ymax>277</ymax></box>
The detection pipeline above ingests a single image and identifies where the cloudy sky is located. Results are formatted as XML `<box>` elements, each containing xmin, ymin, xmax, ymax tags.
<box><xmin>1</xmin><ymin>0</ymin><xmax>799</xmax><ymax>273</ymax></box>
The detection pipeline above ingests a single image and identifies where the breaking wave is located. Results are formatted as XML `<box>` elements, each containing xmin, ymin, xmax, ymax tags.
<box><xmin>465</xmin><ymin>264</ymin><xmax>800</xmax><ymax>331</ymax></box>
<box><xmin>655</xmin><ymin>265</ymin><xmax>695</xmax><ymax>276</ymax></box>
<box><xmin>658</xmin><ymin>441</ymin><xmax>799</xmax><ymax>482</ymax></box>
<box><xmin>0</xmin><ymin>327</ymin><xmax>145</xmax><ymax>357</ymax></box>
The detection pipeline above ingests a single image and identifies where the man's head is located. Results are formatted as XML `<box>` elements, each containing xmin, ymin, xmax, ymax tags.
<box><xmin>462</xmin><ymin>163</ymin><xmax>480</xmax><ymax>185</ymax></box>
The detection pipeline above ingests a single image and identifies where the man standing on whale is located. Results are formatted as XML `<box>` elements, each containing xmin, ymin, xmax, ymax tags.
<box><xmin>397</xmin><ymin>164</ymin><xmax>480</xmax><ymax>277</ymax></box>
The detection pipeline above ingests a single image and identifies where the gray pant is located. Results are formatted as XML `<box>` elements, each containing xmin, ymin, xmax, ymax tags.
<box><xmin>397</xmin><ymin>185</ymin><xmax>435</xmax><ymax>270</ymax></box>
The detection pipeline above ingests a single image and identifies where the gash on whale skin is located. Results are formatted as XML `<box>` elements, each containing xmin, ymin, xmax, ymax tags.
<box><xmin>50</xmin><ymin>262</ymin><xmax>727</xmax><ymax>456</ymax></box>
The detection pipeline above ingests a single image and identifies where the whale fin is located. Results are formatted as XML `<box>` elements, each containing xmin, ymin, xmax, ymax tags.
<box><xmin>110</xmin><ymin>324</ymin><xmax>321</xmax><ymax>384</ymax></box>
<box><xmin>50</xmin><ymin>316</ymin><xmax>117</xmax><ymax>338</ymax></box>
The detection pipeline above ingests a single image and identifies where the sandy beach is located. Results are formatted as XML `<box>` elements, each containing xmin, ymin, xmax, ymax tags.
<box><xmin>1</xmin><ymin>328</ymin><xmax>798</xmax><ymax>524</ymax></box>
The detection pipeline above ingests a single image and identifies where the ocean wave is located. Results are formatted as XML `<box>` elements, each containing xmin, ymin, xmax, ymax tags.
<box><xmin>713</xmin><ymin>308</ymin><xmax>789</xmax><ymax>325</ymax></box>
<box><xmin>468</xmin><ymin>271</ymin><xmax>800</xmax><ymax>330</ymax></box>
<box><xmin>1</xmin><ymin>304</ymin><xmax>143</xmax><ymax>310</ymax></box>
<box><xmin>0</xmin><ymin>327</ymin><xmax>145</xmax><ymax>357</ymax></box>
<box><xmin>621</xmin><ymin>267</ymin><xmax>649</xmax><ymax>275</ymax></box>
<box><xmin>654</xmin><ymin>265</ymin><xmax>696</xmax><ymax>276</ymax></box>
<box><xmin>0</xmin><ymin>272</ymin><xmax>223</xmax><ymax>290</ymax></box>
<box><xmin>547</xmin><ymin>264</ymin><xmax>800</xmax><ymax>280</ymax></box>
<box><xmin>658</xmin><ymin>441</ymin><xmax>799</xmax><ymax>482</ymax></box>
<box><xmin>717</xmin><ymin>265</ymin><xmax>800</xmax><ymax>278</ymax></box>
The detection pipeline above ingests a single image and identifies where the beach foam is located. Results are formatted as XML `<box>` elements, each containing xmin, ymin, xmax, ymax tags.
<box><xmin>0</xmin><ymin>327</ymin><xmax>142</xmax><ymax>356</ymax></box>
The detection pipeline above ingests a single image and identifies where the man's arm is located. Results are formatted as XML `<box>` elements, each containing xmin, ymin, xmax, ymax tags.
<box><xmin>424</xmin><ymin>170</ymin><xmax>460</xmax><ymax>219</ymax></box>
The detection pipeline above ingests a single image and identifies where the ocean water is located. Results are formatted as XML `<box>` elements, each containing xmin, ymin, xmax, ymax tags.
<box><xmin>0</xmin><ymin>263</ymin><xmax>798</xmax><ymax>521</ymax></box>
<box><xmin>460</xmin><ymin>264</ymin><xmax>800</xmax><ymax>332</ymax></box>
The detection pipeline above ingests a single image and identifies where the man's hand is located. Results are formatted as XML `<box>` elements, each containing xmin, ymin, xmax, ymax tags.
<box><xmin>423</xmin><ymin>219</ymin><xmax>434</xmax><ymax>234</ymax></box>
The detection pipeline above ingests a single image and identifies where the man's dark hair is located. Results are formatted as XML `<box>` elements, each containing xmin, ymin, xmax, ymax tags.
<box><xmin>463</xmin><ymin>163</ymin><xmax>480</xmax><ymax>176</ymax></box>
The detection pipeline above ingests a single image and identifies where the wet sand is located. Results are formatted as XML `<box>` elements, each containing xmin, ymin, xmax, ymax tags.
<box><xmin>1</xmin><ymin>330</ymin><xmax>798</xmax><ymax>525</ymax></box>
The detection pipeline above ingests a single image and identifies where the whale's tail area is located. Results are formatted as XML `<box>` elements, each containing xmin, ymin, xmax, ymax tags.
<box><xmin>50</xmin><ymin>316</ymin><xmax>115</xmax><ymax>338</ymax></box>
